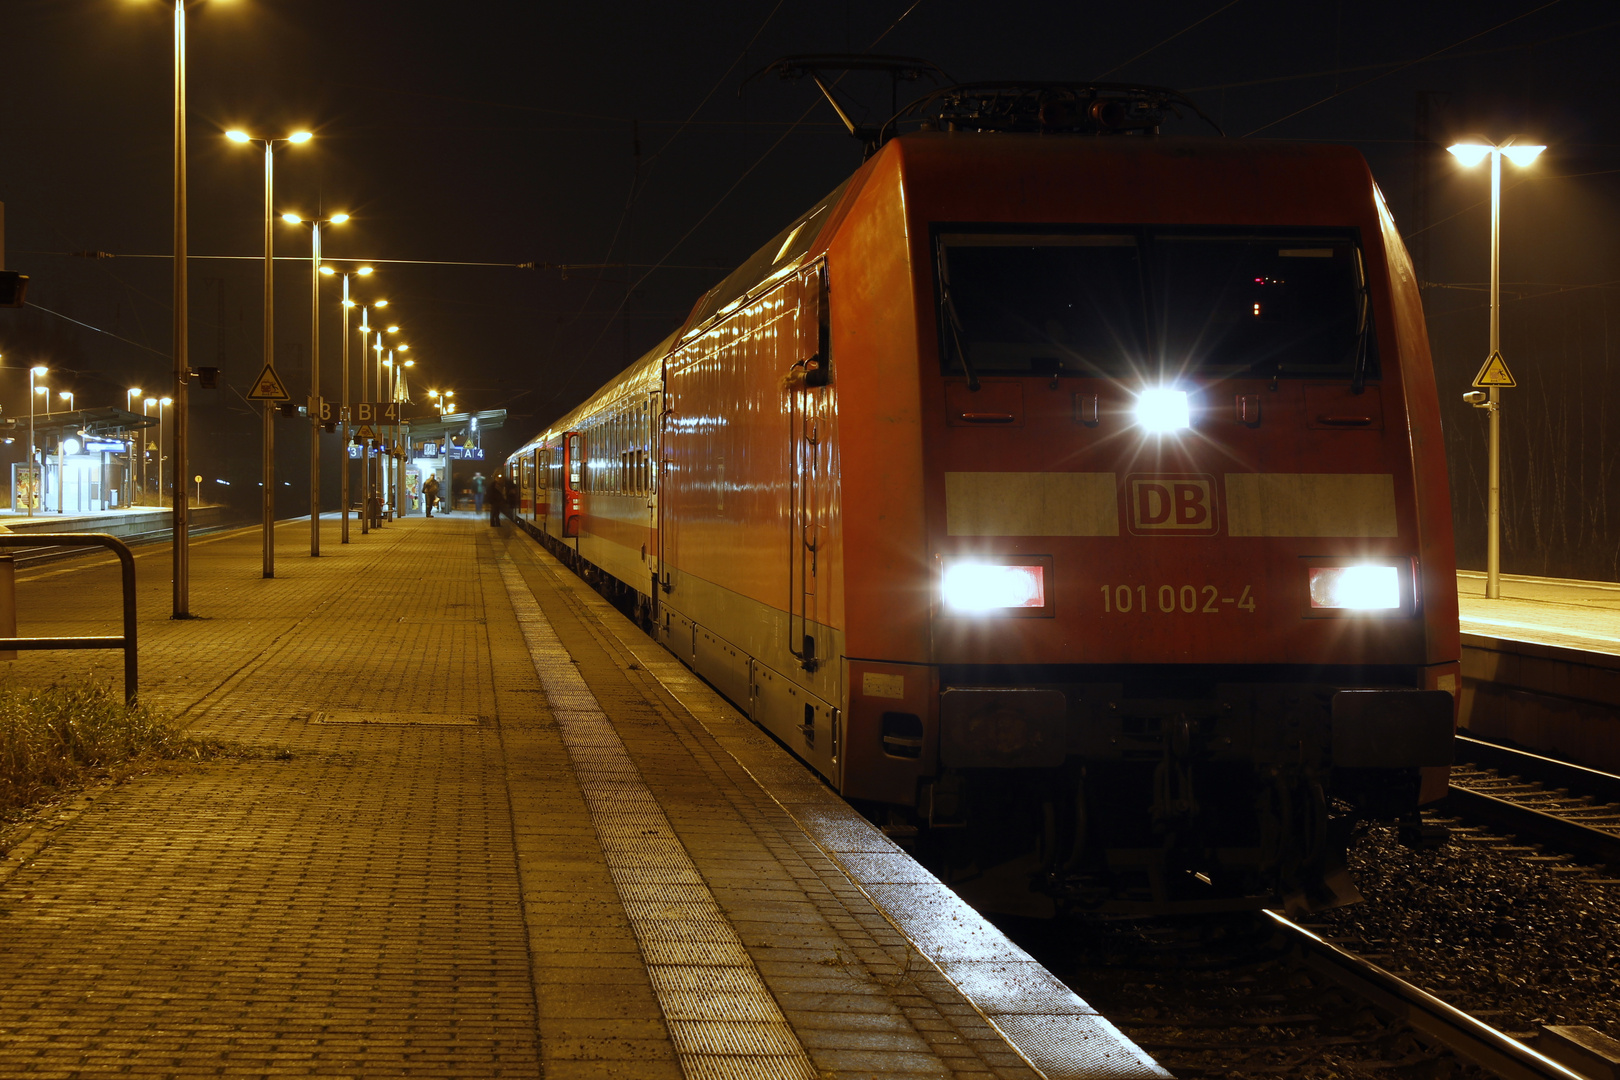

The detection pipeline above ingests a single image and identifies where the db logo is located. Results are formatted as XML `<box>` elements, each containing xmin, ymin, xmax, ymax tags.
<box><xmin>1127</xmin><ymin>474</ymin><xmax>1219</xmax><ymax>535</ymax></box>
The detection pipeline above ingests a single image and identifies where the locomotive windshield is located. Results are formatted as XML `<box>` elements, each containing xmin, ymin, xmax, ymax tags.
<box><xmin>935</xmin><ymin>227</ymin><xmax>1374</xmax><ymax>381</ymax></box>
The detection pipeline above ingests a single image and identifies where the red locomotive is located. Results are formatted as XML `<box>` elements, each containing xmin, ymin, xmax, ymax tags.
<box><xmin>505</xmin><ymin>83</ymin><xmax>1459</xmax><ymax>915</ymax></box>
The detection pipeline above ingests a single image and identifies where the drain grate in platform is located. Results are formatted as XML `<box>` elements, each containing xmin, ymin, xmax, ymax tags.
<box><xmin>312</xmin><ymin>710</ymin><xmax>480</xmax><ymax>726</ymax></box>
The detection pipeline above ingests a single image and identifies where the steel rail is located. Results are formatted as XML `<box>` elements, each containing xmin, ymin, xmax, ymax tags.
<box><xmin>1267</xmin><ymin>911</ymin><xmax>1584</xmax><ymax>1080</ymax></box>
<box><xmin>1444</xmin><ymin>785</ymin><xmax>1620</xmax><ymax>868</ymax></box>
<box><xmin>1458</xmin><ymin>735</ymin><xmax>1620</xmax><ymax>805</ymax></box>
<box><xmin>0</xmin><ymin>534</ymin><xmax>138</xmax><ymax>705</ymax></box>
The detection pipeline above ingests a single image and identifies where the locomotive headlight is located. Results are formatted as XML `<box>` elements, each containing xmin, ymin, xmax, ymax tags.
<box><xmin>1309</xmin><ymin>564</ymin><xmax>1401</xmax><ymax>610</ymax></box>
<box><xmin>942</xmin><ymin>561</ymin><xmax>1047</xmax><ymax>612</ymax></box>
<box><xmin>1135</xmin><ymin>388</ymin><xmax>1190</xmax><ymax>434</ymax></box>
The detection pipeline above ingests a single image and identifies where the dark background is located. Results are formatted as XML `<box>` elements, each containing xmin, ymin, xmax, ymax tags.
<box><xmin>1</xmin><ymin>0</ymin><xmax>1617</xmax><ymax>577</ymax></box>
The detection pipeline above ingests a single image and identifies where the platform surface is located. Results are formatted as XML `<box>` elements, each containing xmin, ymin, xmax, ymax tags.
<box><xmin>0</xmin><ymin>514</ymin><xmax>1164</xmax><ymax>1079</ymax></box>
<box><xmin>1458</xmin><ymin>570</ymin><xmax>1620</xmax><ymax>657</ymax></box>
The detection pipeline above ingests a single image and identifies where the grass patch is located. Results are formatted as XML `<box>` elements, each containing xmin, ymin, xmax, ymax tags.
<box><xmin>0</xmin><ymin>682</ymin><xmax>236</xmax><ymax>824</ymax></box>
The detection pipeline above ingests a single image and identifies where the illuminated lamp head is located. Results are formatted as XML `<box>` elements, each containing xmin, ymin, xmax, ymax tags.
<box><xmin>1134</xmin><ymin>387</ymin><xmax>1191</xmax><ymax>434</ymax></box>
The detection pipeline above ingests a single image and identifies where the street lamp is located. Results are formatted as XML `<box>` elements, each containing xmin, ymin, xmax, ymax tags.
<box><xmin>56</xmin><ymin>392</ymin><xmax>75</xmax><ymax>513</ymax></box>
<box><xmin>321</xmin><ymin>263</ymin><xmax>373</xmax><ymax>544</ymax></box>
<box><xmin>28</xmin><ymin>367</ymin><xmax>47</xmax><ymax>517</ymax></box>
<box><xmin>1448</xmin><ymin>134</ymin><xmax>1546</xmax><ymax>600</ymax></box>
<box><xmin>147</xmin><ymin>396</ymin><xmax>172</xmax><ymax>506</ymax></box>
<box><xmin>227</xmin><ymin>128</ymin><xmax>311</xmax><ymax>578</ymax></box>
<box><xmin>280</xmin><ymin>211</ymin><xmax>349</xmax><ymax>557</ymax></box>
<box><xmin>125</xmin><ymin>388</ymin><xmax>142</xmax><ymax>507</ymax></box>
<box><xmin>354</xmin><ymin>298</ymin><xmax>388</xmax><ymax>533</ymax></box>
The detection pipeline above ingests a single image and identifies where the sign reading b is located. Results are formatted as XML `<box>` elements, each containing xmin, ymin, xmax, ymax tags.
<box><xmin>1127</xmin><ymin>474</ymin><xmax>1219</xmax><ymax>535</ymax></box>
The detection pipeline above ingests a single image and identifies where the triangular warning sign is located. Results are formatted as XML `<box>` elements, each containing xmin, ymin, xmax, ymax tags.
<box><xmin>247</xmin><ymin>363</ymin><xmax>292</xmax><ymax>400</ymax></box>
<box><xmin>1472</xmin><ymin>351</ymin><xmax>1516</xmax><ymax>388</ymax></box>
<box><xmin>355</xmin><ymin>425</ymin><xmax>378</xmax><ymax>440</ymax></box>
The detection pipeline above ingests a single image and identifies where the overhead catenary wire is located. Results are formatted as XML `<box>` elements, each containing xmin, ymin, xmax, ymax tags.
<box><xmin>555</xmin><ymin>0</ymin><xmax>929</xmax><ymax>412</ymax></box>
<box><xmin>16</xmin><ymin>251</ymin><xmax>719</xmax><ymax>271</ymax></box>
<box><xmin>1092</xmin><ymin>0</ymin><xmax>1245</xmax><ymax>81</ymax></box>
<box><xmin>1244</xmin><ymin>0</ymin><xmax>1567</xmax><ymax>137</ymax></box>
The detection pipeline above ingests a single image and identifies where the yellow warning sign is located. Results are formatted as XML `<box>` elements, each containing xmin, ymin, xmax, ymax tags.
<box><xmin>247</xmin><ymin>363</ymin><xmax>292</xmax><ymax>401</ymax></box>
<box><xmin>355</xmin><ymin>424</ymin><xmax>378</xmax><ymax>440</ymax></box>
<box><xmin>1472</xmin><ymin>351</ymin><xmax>1517</xmax><ymax>388</ymax></box>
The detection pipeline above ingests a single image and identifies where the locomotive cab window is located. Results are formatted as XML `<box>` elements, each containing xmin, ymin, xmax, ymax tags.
<box><xmin>936</xmin><ymin>227</ymin><xmax>1376</xmax><ymax>383</ymax></box>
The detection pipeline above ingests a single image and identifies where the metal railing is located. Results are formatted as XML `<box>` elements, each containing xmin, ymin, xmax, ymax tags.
<box><xmin>0</xmin><ymin>534</ymin><xmax>138</xmax><ymax>705</ymax></box>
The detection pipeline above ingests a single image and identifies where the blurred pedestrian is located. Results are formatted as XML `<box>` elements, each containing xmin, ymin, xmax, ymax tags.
<box><xmin>472</xmin><ymin>472</ymin><xmax>486</xmax><ymax>513</ymax></box>
<box><xmin>488</xmin><ymin>474</ymin><xmax>507</xmax><ymax>527</ymax></box>
<box><xmin>423</xmin><ymin>475</ymin><xmax>440</xmax><ymax>517</ymax></box>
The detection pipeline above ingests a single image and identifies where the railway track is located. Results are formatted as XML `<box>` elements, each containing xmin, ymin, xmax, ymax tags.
<box><xmin>1270</xmin><ymin>911</ymin><xmax>1584</xmax><ymax>1080</ymax></box>
<box><xmin>7</xmin><ymin>523</ymin><xmax>244</xmax><ymax>567</ymax></box>
<box><xmin>1448</xmin><ymin>736</ymin><xmax>1620</xmax><ymax>870</ymax></box>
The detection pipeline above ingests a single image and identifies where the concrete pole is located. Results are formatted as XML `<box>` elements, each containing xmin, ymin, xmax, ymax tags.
<box><xmin>340</xmin><ymin>274</ymin><xmax>351</xmax><ymax>544</ymax></box>
<box><xmin>262</xmin><ymin>140</ymin><xmax>275</xmax><ymax>578</ymax></box>
<box><xmin>1486</xmin><ymin>149</ymin><xmax>1502</xmax><ymax>601</ymax></box>
<box><xmin>171</xmin><ymin>0</ymin><xmax>191</xmax><ymax>616</ymax></box>
<box><xmin>309</xmin><ymin>221</ymin><xmax>322</xmax><ymax>557</ymax></box>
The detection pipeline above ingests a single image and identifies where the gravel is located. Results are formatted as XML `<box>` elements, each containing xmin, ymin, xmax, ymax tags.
<box><xmin>1318</xmin><ymin>821</ymin><xmax>1620</xmax><ymax>1039</ymax></box>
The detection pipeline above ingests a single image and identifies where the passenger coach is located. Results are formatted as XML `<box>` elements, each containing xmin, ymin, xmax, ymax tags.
<box><xmin>506</xmin><ymin>84</ymin><xmax>1460</xmax><ymax>914</ymax></box>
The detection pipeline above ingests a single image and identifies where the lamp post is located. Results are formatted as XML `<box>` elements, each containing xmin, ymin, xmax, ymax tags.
<box><xmin>354</xmin><ymin>298</ymin><xmax>388</xmax><ymax>533</ymax></box>
<box><xmin>149</xmin><ymin>396</ymin><xmax>172</xmax><ymax>506</ymax></box>
<box><xmin>1447</xmin><ymin>135</ymin><xmax>1546</xmax><ymax>601</ymax></box>
<box><xmin>280</xmin><ymin>211</ymin><xmax>349</xmax><ymax>557</ymax></box>
<box><xmin>384</xmin><ymin>351</ymin><xmax>413</xmax><ymax>515</ymax></box>
<box><xmin>56</xmin><ymin>392</ymin><xmax>75</xmax><ymax>514</ymax></box>
<box><xmin>28</xmin><ymin>367</ymin><xmax>46</xmax><ymax>517</ymax></box>
<box><xmin>125</xmin><ymin>387</ymin><xmax>142</xmax><ymax>508</ymax></box>
<box><xmin>320</xmin><ymin>264</ymin><xmax>373</xmax><ymax>544</ymax></box>
<box><xmin>227</xmin><ymin>129</ymin><xmax>311</xmax><ymax>578</ymax></box>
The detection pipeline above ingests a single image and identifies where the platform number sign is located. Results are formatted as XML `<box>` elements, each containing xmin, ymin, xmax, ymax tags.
<box><xmin>352</xmin><ymin>403</ymin><xmax>400</xmax><ymax>424</ymax></box>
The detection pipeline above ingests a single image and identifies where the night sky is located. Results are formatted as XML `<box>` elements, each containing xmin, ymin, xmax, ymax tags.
<box><xmin>2</xmin><ymin>0</ymin><xmax>1618</xmax><ymax>572</ymax></box>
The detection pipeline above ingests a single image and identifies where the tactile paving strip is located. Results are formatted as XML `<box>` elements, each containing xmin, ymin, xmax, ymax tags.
<box><xmin>312</xmin><ymin>710</ymin><xmax>480</xmax><ymax>726</ymax></box>
<box><xmin>498</xmin><ymin>557</ymin><xmax>817</xmax><ymax>1080</ymax></box>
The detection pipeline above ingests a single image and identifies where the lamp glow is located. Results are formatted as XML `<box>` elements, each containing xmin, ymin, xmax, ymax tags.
<box><xmin>1135</xmin><ymin>388</ymin><xmax>1191</xmax><ymax>433</ymax></box>
<box><xmin>357</xmin><ymin>266</ymin><xmax>373</xmax><ymax>275</ymax></box>
<box><xmin>1309</xmin><ymin>565</ymin><xmax>1401</xmax><ymax>610</ymax></box>
<box><xmin>288</xmin><ymin>131</ymin><xmax>313</xmax><ymax>143</ymax></box>
<box><xmin>330</xmin><ymin>213</ymin><xmax>350</xmax><ymax>224</ymax></box>
<box><xmin>1502</xmin><ymin>144</ymin><xmax>1546</xmax><ymax>167</ymax></box>
<box><xmin>319</xmin><ymin>265</ymin><xmax>336</xmax><ymax>275</ymax></box>
<box><xmin>62</xmin><ymin>437</ymin><xmax>81</xmax><ymax>456</ymax></box>
<box><xmin>1446</xmin><ymin>142</ymin><xmax>1492</xmax><ymax>167</ymax></box>
<box><xmin>225</xmin><ymin>130</ymin><xmax>250</xmax><ymax>143</ymax></box>
<box><xmin>942</xmin><ymin>562</ymin><xmax>1046</xmax><ymax>612</ymax></box>
<box><xmin>31</xmin><ymin>365</ymin><xmax>47</xmax><ymax>376</ymax></box>
<box><xmin>281</xmin><ymin>213</ymin><xmax>302</xmax><ymax>224</ymax></box>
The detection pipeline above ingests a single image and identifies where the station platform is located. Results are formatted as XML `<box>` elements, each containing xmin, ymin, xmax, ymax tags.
<box><xmin>1456</xmin><ymin>570</ymin><xmax>1620</xmax><ymax>773</ymax></box>
<box><xmin>0</xmin><ymin>516</ymin><xmax>1165</xmax><ymax>1079</ymax></box>
<box><xmin>1458</xmin><ymin>570</ymin><xmax>1620</xmax><ymax>656</ymax></box>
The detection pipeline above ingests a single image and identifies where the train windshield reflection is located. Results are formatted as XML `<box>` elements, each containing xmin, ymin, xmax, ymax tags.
<box><xmin>936</xmin><ymin>227</ymin><xmax>1374</xmax><ymax>381</ymax></box>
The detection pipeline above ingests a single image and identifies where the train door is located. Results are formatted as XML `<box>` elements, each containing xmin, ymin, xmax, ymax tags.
<box><xmin>788</xmin><ymin>260</ymin><xmax>830</xmax><ymax>674</ymax></box>
<box><xmin>537</xmin><ymin>446</ymin><xmax>552</xmax><ymax>529</ymax></box>
<box><xmin>646</xmin><ymin>390</ymin><xmax>661</xmax><ymax>604</ymax></box>
<box><xmin>562</xmin><ymin>431</ymin><xmax>583</xmax><ymax>538</ymax></box>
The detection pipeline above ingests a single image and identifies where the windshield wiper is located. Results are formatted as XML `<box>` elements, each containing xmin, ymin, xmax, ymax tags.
<box><xmin>1349</xmin><ymin>248</ymin><xmax>1372</xmax><ymax>394</ymax></box>
<box><xmin>936</xmin><ymin>251</ymin><xmax>981</xmax><ymax>391</ymax></box>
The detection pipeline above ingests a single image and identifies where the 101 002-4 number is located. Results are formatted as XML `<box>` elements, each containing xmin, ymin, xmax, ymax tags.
<box><xmin>1101</xmin><ymin>584</ymin><xmax>1256</xmax><ymax>614</ymax></box>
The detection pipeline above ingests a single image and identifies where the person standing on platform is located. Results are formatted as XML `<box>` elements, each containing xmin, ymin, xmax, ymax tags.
<box><xmin>487</xmin><ymin>475</ymin><xmax>507</xmax><ymax>527</ymax></box>
<box><xmin>423</xmin><ymin>475</ymin><xmax>440</xmax><ymax>518</ymax></box>
<box><xmin>472</xmin><ymin>472</ymin><xmax>486</xmax><ymax>514</ymax></box>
